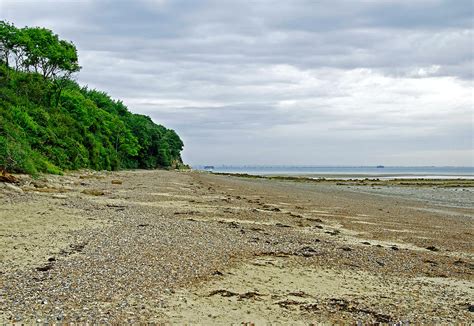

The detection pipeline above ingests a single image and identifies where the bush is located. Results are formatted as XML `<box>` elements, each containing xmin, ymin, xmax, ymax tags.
<box><xmin>0</xmin><ymin>65</ymin><xmax>183</xmax><ymax>174</ymax></box>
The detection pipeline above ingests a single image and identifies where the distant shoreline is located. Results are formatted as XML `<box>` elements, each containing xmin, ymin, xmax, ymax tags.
<box><xmin>210</xmin><ymin>172</ymin><xmax>474</xmax><ymax>187</ymax></box>
<box><xmin>195</xmin><ymin>165</ymin><xmax>474</xmax><ymax>180</ymax></box>
<box><xmin>213</xmin><ymin>172</ymin><xmax>474</xmax><ymax>180</ymax></box>
<box><xmin>267</xmin><ymin>174</ymin><xmax>473</xmax><ymax>180</ymax></box>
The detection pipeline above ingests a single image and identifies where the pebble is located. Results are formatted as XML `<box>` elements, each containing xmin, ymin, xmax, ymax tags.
<box><xmin>0</xmin><ymin>170</ymin><xmax>472</xmax><ymax>324</ymax></box>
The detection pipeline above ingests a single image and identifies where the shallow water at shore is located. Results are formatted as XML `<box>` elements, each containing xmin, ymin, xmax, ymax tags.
<box><xmin>196</xmin><ymin>165</ymin><xmax>474</xmax><ymax>179</ymax></box>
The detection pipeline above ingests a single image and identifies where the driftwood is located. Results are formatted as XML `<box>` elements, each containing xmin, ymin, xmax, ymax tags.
<box><xmin>0</xmin><ymin>169</ymin><xmax>17</xmax><ymax>183</ymax></box>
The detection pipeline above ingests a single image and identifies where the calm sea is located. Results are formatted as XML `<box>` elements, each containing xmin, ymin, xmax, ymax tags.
<box><xmin>194</xmin><ymin>165</ymin><xmax>474</xmax><ymax>179</ymax></box>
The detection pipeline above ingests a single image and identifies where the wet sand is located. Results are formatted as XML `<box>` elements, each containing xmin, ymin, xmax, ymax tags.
<box><xmin>0</xmin><ymin>170</ymin><xmax>473</xmax><ymax>323</ymax></box>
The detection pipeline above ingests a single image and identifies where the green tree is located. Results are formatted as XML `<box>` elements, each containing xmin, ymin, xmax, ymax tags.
<box><xmin>0</xmin><ymin>21</ymin><xmax>184</xmax><ymax>174</ymax></box>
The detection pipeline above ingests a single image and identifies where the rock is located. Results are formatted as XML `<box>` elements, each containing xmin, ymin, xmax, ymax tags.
<box><xmin>36</xmin><ymin>263</ymin><xmax>53</xmax><ymax>272</ymax></box>
<box><xmin>277</xmin><ymin>299</ymin><xmax>302</xmax><ymax>309</ymax></box>
<box><xmin>296</xmin><ymin>246</ymin><xmax>318</xmax><ymax>257</ymax></box>
<box><xmin>288</xmin><ymin>212</ymin><xmax>303</xmax><ymax>218</ymax></box>
<box><xmin>81</xmin><ymin>189</ymin><xmax>105</xmax><ymax>196</ymax></box>
<box><xmin>227</xmin><ymin>221</ymin><xmax>240</xmax><ymax>228</ymax></box>
<box><xmin>4</xmin><ymin>183</ymin><xmax>23</xmax><ymax>193</ymax></box>
<box><xmin>31</xmin><ymin>180</ymin><xmax>49</xmax><ymax>188</ymax></box>
<box><xmin>288</xmin><ymin>291</ymin><xmax>310</xmax><ymax>298</ymax></box>
<box><xmin>238</xmin><ymin>291</ymin><xmax>263</xmax><ymax>300</ymax></box>
<box><xmin>426</xmin><ymin>246</ymin><xmax>439</xmax><ymax>252</ymax></box>
<box><xmin>468</xmin><ymin>304</ymin><xmax>474</xmax><ymax>312</ymax></box>
<box><xmin>69</xmin><ymin>242</ymin><xmax>87</xmax><ymax>253</ymax></box>
<box><xmin>174</xmin><ymin>211</ymin><xmax>198</xmax><ymax>215</ymax></box>
<box><xmin>307</xmin><ymin>217</ymin><xmax>323</xmax><ymax>223</ymax></box>
<box><xmin>208</xmin><ymin>289</ymin><xmax>238</xmax><ymax>297</ymax></box>
<box><xmin>264</xmin><ymin>206</ymin><xmax>281</xmax><ymax>212</ymax></box>
<box><xmin>340</xmin><ymin>246</ymin><xmax>352</xmax><ymax>251</ymax></box>
<box><xmin>0</xmin><ymin>169</ymin><xmax>17</xmax><ymax>183</ymax></box>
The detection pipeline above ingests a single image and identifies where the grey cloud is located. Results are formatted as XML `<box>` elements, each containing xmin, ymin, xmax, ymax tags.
<box><xmin>1</xmin><ymin>0</ymin><xmax>472</xmax><ymax>165</ymax></box>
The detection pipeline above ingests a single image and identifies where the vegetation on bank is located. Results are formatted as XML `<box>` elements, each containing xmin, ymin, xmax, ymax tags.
<box><xmin>0</xmin><ymin>21</ymin><xmax>184</xmax><ymax>175</ymax></box>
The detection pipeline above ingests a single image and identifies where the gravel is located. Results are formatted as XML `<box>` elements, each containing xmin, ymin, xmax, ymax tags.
<box><xmin>1</xmin><ymin>170</ymin><xmax>473</xmax><ymax>323</ymax></box>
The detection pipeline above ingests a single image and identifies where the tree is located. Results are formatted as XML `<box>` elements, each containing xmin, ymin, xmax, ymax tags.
<box><xmin>0</xmin><ymin>21</ymin><xmax>25</xmax><ymax>69</ymax></box>
<box><xmin>21</xmin><ymin>26</ymin><xmax>81</xmax><ymax>79</ymax></box>
<box><xmin>0</xmin><ymin>21</ymin><xmax>81</xmax><ymax>78</ymax></box>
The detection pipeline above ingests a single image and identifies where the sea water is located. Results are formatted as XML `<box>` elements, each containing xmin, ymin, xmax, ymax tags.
<box><xmin>193</xmin><ymin>165</ymin><xmax>474</xmax><ymax>179</ymax></box>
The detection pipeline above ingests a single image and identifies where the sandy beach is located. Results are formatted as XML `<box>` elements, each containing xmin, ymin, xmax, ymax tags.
<box><xmin>1</xmin><ymin>170</ymin><xmax>473</xmax><ymax>323</ymax></box>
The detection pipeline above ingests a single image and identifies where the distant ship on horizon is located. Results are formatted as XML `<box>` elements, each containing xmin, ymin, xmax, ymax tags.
<box><xmin>376</xmin><ymin>165</ymin><xmax>385</xmax><ymax>168</ymax></box>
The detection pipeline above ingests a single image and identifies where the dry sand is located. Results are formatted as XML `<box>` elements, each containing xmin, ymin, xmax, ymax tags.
<box><xmin>0</xmin><ymin>170</ymin><xmax>473</xmax><ymax>323</ymax></box>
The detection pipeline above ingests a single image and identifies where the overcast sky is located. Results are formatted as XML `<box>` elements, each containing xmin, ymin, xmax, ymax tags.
<box><xmin>2</xmin><ymin>0</ymin><xmax>473</xmax><ymax>166</ymax></box>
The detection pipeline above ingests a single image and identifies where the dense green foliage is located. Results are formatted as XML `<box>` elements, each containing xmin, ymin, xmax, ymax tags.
<box><xmin>0</xmin><ymin>21</ymin><xmax>184</xmax><ymax>174</ymax></box>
